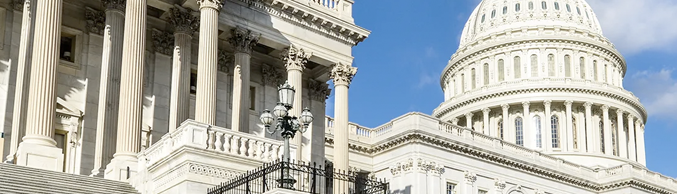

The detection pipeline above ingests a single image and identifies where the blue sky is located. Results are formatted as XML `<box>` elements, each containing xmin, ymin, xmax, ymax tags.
<box><xmin>326</xmin><ymin>0</ymin><xmax>677</xmax><ymax>178</ymax></box>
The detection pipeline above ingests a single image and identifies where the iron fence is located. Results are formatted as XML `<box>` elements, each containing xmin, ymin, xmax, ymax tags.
<box><xmin>207</xmin><ymin>160</ymin><xmax>388</xmax><ymax>194</ymax></box>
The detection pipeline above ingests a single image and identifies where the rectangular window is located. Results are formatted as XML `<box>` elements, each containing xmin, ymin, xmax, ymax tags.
<box><xmin>446</xmin><ymin>182</ymin><xmax>456</xmax><ymax>194</ymax></box>
<box><xmin>531</xmin><ymin>54</ymin><xmax>538</xmax><ymax>77</ymax></box>
<box><xmin>60</xmin><ymin>33</ymin><xmax>76</xmax><ymax>63</ymax></box>
<box><xmin>190</xmin><ymin>71</ymin><xmax>197</xmax><ymax>94</ymax></box>
<box><xmin>250</xmin><ymin>86</ymin><xmax>256</xmax><ymax>110</ymax></box>
<box><xmin>514</xmin><ymin>56</ymin><xmax>522</xmax><ymax>79</ymax></box>
<box><xmin>478</xmin><ymin>190</ymin><xmax>488</xmax><ymax>194</ymax></box>
<box><xmin>498</xmin><ymin>59</ymin><xmax>505</xmax><ymax>82</ymax></box>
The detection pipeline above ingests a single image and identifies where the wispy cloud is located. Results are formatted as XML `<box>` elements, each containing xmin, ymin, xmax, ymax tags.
<box><xmin>625</xmin><ymin>69</ymin><xmax>677</xmax><ymax>121</ymax></box>
<box><xmin>588</xmin><ymin>0</ymin><xmax>677</xmax><ymax>54</ymax></box>
<box><xmin>417</xmin><ymin>72</ymin><xmax>438</xmax><ymax>89</ymax></box>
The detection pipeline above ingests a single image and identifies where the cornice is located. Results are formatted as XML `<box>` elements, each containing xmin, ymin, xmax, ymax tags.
<box><xmin>236</xmin><ymin>0</ymin><xmax>370</xmax><ymax>46</ymax></box>
<box><xmin>432</xmin><ymin>85</ymin><xmax>647</xmax><ymax>123</ymax></box>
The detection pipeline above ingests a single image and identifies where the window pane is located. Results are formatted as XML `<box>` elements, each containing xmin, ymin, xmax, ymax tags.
<box><xmin>471</xmin><ymin>68</ymin><xmax>477</xmax><ymax>89</ymax></box>
<box><xmin>531</xmin><ymin>54</ymin><xmax>538</xmax><ymax>77</ymax></box>
<box><xmin>529</xmin><ymin>2</ymin><xmax>534</xmax><ymax>10</ymax></box>
<box><xmin>577</xmin><ymin>7</ymin><xmax>581</xmax><ymax>15</ymax></box>
<box><xmin>514</xmin><ymin>56</ymin><xmax>522</xmax><ymax>79</ymax></box>
<box><xmin>516</xmin><ymin>3</ymin><xmax>521</xmax><ymax>12</ymax></box>
<box><xmin>573</xmin><ymin>117</ymin><xmax>578</xmax><ymax>149</ymax></box>
<box><xmin>498</xmin><ymin>59</ymin><xmax>505</xmax><ymax>82</ymax></box>
<box><xmin>548</xmin><ymin>54</ymin><xmax>555</xmax><ymax>76</ymax></box>
<box><xmin>516</xmin><ymin>117</ymin><xmax>524</xmax><ymax>146</ymax></box>
<box><xmin>447</xmin><ymin>182</ymin><xmax>456</xmax><ymax>194</ymax></box>
<box><xmin>250</xmin><ymin>86</ymin><xmax>256</xmax><ymax>110</ymax></box>
<box><xmin>555</xmin><ymin>2</ymin><xmax>560</xmax><ymax>10</ymax></box>
<box><xmin>499</xmin><ymin>120</ymin><xmax>504</xmax><ymax>140</ymax></box>
<box><xmin>580</xmin><ymin>57</ymin><xmax>586</xmax><ymax>79</ymax></box>
<box><xmin>551</xmin><ymin>115</ymin><xmax>559</xmax><ymax>148</ymax></box>
<box><xmin>492</xmin><ymin>10</ymin><xmax>496</xmax><ymax>18</ymax></box>
<box><xmin>566</xmin><ymin>4</ymin><xmax>571</xmax><ymax>12</ymax></box>
<box><xmin>565</xmin><ymin>55</ymin><xmax>571</xmax><ymax>77</ymax></box>
<box><xmin>593</xmin><ymin>61</ymin><xmax>598</xmax><ymax>81</ymax></box>
<box><xmin>482</xmin><ymin>14</ymin><xmax>486</xmax><ymax>23</ymax></box>
<box><xmin>534</xmin><ymin>116</ymin><xmax>542</xmax><ymax>148</ymax></box>
<box><xmin>541</xmin><ymin>1</ymin><xmax>547</xmax><ymax>9</ymax></box>
<box><xmin>503</xmin><ymin>6</ymin><xmax>508</xmax><ymax>14</ymax></box>
<box><xmin>461</xmin><ymin>74</ymin><xmax>465</xmax><ymax>93</ymax></box>
<box><xmin>483</xmin><ymin>63</ymin><xmax>490</xmax><ymax>85</ymax></box>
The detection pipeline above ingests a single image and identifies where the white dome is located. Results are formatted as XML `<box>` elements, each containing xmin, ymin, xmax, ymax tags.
<box><xmin>459</xmin><ymin>0</ymin><xmax>603</xmax><ymax>47</ymax></box>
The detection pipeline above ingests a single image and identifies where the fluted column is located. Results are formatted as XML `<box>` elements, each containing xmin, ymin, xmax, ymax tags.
<box><xmin>167</xmin><ymin>8</ymin><xmax>198</xmax><ymax>131</ymax></box>
<box><xmin>105</xmin><ymin>0</ymin><xmax>146</xmax><ymax>181</ymax></box>
<box><xmin>627</xmin><ymin>115</ymin><xmax>636</xmax><ymax>161</ymax></box>
<box><xmin>228</xmin><ymin>26</ymin><xmax>259</xmax><ymax>132</ymax></box>
<box><xmin>602</xmin><ymin>105</ymin><xmax>612</xmax><ymax>155</ymax></box>
<box><xmin>501</xmin><ymin>104</ymin><xmax>509</xmax><ymax>142</ymax></box>
<box><xmin>544</xmin><ymin>100</ymin><xmax>552</xmax><ymax>151</ymax></box>
<box><xmin>565</xmin><ymin>100</ymin><xmax>573</xmax><ymax>151</ymax></box>
<box><xmin>482</xmin><ymin>108</ymin><xmax>490</xmax><ymax>135</ymax></box>
<box><xmin>584</xmin><ymin>102</ymin><xmax>594</xmax><ymax>153</ymax></box>
<box><xmin>282</xmin><ymin>45</ymin><xmax>311</xmax><ymax>162</ymax></box>
<box><xmin>15</xmin><ymin>0</ymin><xmax>65</xmax><ymax>171</ymax></box>
<box><xmin>636</xmin><ymin>123</ymin><xmax>646</xmax><ymax>165</ymax></box>
<box><xmin>617</xmin><ymin>110</ymin><xmax>627</xmax><ymax>158</ymax></box>
<box><xmin>91</xmin><ymin>0</ymin><xmax>125</xmax><ymax>176</ymax></box>
<box><xmin>522</xmin><ymin>101</ymin><xmax>531</xmax><ymax>148</ymax></box>
<box><xmin>465</xmin><ymin>113</ymin><xmax>473</xmax><ymax>129</ymax></box>
<box><xmin>6</xmin><ymin>0</ymin><xmax>37</xmax><ymax>163</ymax></box>
<box><xmin>330</xmin><ymin>63</ymin><xmax>357</xmax><ymax>194</ymax></box>
<box><xmin>194</xmin><ymin>0</ymin><xmax>223</xmax><ymax>125</ymax></box>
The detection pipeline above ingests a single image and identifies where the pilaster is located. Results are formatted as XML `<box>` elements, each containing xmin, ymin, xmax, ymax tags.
<box><xmin>636</xmin><ymin>122</ymin><xmax>646</xmax><ymax>165</ymax></box>
<box><xmin>308</xmin><ymin>80</ymin><xmax>329</xmax><ymax>165</ymax></box>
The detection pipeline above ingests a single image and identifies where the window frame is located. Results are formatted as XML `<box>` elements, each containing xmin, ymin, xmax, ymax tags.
<box><xmin>551</xmin><ymin>115</ymin><xmax>560</xmax><ymax>148</ymax></box>
<box><xmin>516</xmin><ymin>117</ymin><xmax>524</xmax><ymax>146</ymax></box>
<box><xmin>534</xmin><ymin>115</ymin><xmax>542</xmax><ymax>148</ymax></box>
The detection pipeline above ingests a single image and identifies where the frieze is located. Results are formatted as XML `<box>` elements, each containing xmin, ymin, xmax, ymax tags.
<box><xmin>85</xmin><ymin>7</ymin><xmax>105</xmax><ymax>36</ymax></box>
<box><xmin>151</xmin><ymin>29</ymin><xmax>174</xmax><ymax>56</ymax></box>
<box><xmin>167</xmin><ymin>8</ymin><xmax>199</xmax><ymax>35</ymax></box>
<box><xmin>416</xmin><ymin>158</ymin><xmax>445</xmax><ymax>175</ymax></box>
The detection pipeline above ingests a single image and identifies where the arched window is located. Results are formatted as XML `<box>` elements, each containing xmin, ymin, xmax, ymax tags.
<box><xmin>516</xmin><ymin>3</ymin><xmax>521</xmax><ymax>12</ymax></box>
<box><xmin>483</xmin><ymin>63</ymin><xmax>489</xmax><ymax>85</ymax></box>
<box><xmin>498</xmin><ymin>59</ymin><xmax>505</xmax><ymax>82</ymax></box>
<box><xmin>551</xmin><ymin>115</ymin><xmax>559</xmax><ymax>148</ymax></box>
<box><xmin>577</xmin><ymin>7</ymin><xmax>581</xmax><ymax>15</ymax></box>
<box><xmin>541</xmin><ymin>1</ymin><xmax>547</xmax><ymax>10</ymax></box>
<box><xmin>612</xmin><ymin>121</ymin><xmax>618</xmax><ymax>156</ymax></box>
<box><xmin>565</xmin><ymin>55</ymin><xmax>572</xmax><ymax>77</ymax></box>
<box><xmin>514</xmin><ymin>56</ymin><xmax>522</xmax><ymax>79</ymax></box>
<box><xmin>593</xmin><ymin>60</ymin><xmax>598</xmax><ymax>81</ymax></box>
<box><xmin>503</xmin><ymin>6</ymin><xmax>508</xmax><ymax>14</ymax></box>
<box><xmin>481</xmin><ymin>14</ymin><xmax>486</xmax><ymax>23</ymax></box>
<box><xmin>498</xmin><ymin>120</ymin><xmax>504</xmax><ymax>140</ymax></box>
<box><xmin>531</xmin><ymin>54</ymin><xmax>538</xmax><ymax>78</ymax></box>
<box><xmin>554</xmin><ymin>2</ymin><xmax>560</xmax><ymax>10</ymax></box>
<box><xmin>529</xmin><ymin>1</ymin><xmax>534</xmax><ymax>10</ymax></box>
<box><xmin>566</xmin><ymin>4</ymin><xmax>571</xmax><ymax>12</ymax></box>
<box><xmin>516</xmin><ymin>117</ymin><xmax>524</xmax><ymax>146</ymax></box>
<box><xmin>603</xmin><ymin>64</ymin><xmax>608</xmax><ymax>83</ymax></box>
<box><xmin>572</xmin><ymin>117</ymin><xmax>578</xmax><ymax>149</ymax></box>
<box><xmin>461</xmin><ymin>73</ymin><xmax>465</xmax><ymax>93</ymax></box>
<box><xmin>471</xmin><ymin>68</ymin><xmax>477</xmax><ymax>89</ymax></box>
<box><xmin>600</xmin><ymin>121</ymin><xmax>605</xmax><ymax>153</ymax></box>
<box><xmin>491</xmin><ymin>10</ymin><xmax>496</xmax><ymax>18</ymax></box>
<box><xmin>548</xmin><ymin>54</ymin><xmax>555</xmax><ymax>76</ymax></box>
<box><xmin>534</xmin><ymin>115</ymin><xmax>542</xmax><ymax>148</ymax></box>
<box><xmin>580</xmin><ymin>57</ymin><xmax>586</xmax><ymax>79</ymax></box>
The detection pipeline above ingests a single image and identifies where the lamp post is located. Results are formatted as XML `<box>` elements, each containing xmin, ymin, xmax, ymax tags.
<box><xmin>260</xmin><ymin>81</ymin><xmax>313</xmax><ymax>189</ymax></box>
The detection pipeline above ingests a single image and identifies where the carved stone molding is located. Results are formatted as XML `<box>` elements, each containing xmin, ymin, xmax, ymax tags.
<box><xmin>464</xmin><ymin>171</ymin><xmax>477</xmax><ymax>183</ymax></box>
<box><xmin>218</xmin><ymin>50</ymin><xmax>233</xmax><ymax>73</ymax></box>
<box><xmin>416</xmin><ymin>158</ymin><xmax>445</xmax><ymax>175</ymax></box>
<box><xmin>85</xmin><ymin>7</ymin><xmax>105</xmax><ymax>36</ymax></box>
<box><xmin>12</xmin><ymin>0</ymin><xmax>24</xmax><ymax>11</ymax></box>
<box><xmin>389</xmin><ymin>158</ymin><xmax>413</xmax><ymax>176</ymax></box>
<box><xmin>494</xmin><ymin>178</ymin><xmax>506</xmax><ymax>190</ymax></box>
<box><xmin>102</xmin><ymin>0</ymin><xmax>126</xmax><ymax>12</ymax></box>
<box><xmin>167</xmin><ymin>8</ymin><xmax>199</xmax><ymax>35</ymax></box>
<box><xmin>309</xmin><ymin>80</ymin><xmax>331</xmax><ymax>102</ymax></box>
<box><xmin>262</xmin><ymin>64</ymin><xmax>283</xmax><ymax>87</ymax></box>
<box><xmin>197</xmin><ymin>0</ymin><xmax>224</xmax><ymax>10</ymax></box>
<box><xmin>281</xmin><ymin>44</ymin><xmax>312</xmax><ymax>72</ymax></box>
<box><xmin>151</xmin><ymin>29</ymin><xmax>174</xmax><ymax>56</ymax></box>
<box><xmin>228</xmin><ymin>26</ymin><xmax>260</xmax><ymax>54</ymax></box>
<box><xmin>330</xmin><ymin>63</ymin><xmax>357</xmax><ymax>87</ymax></box>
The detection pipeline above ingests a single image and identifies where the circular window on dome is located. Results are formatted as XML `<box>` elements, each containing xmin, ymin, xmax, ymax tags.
<box><xmin>492</xmin><ymin>10</ymin><xmax>496</xmax><ymax>18</ymax></box>
<box><xmin>554</xmin><ymin>2</ymin><xmax>560</xmax><ymax>10</ymax></box>
<box><xmin>503</xmin><ymin>6</ymin><xmax>508</xmax><ymax>14</ymax></box>
<box><xmin>566</xmin><ymin>4</ymin><xmax>571</xmax><ymax>12</ymax></box>
<box><xmin>516</xmin><ymin>3</ymin><xmax>521</xmax><ymax>12</ymax></box>
<box><xmin>541</xmin><ymin>1</ymin><xmax>547</xmax><ymax>10</ymax></box>
<box><xmin>529</xmin><ymin>2</ymin><xmax>534</xmax><ymax>10</ymax></box>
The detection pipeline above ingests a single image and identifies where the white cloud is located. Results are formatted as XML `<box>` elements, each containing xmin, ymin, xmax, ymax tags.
<box><xmin>587</xmin><ymin>0</ymin><xmax>677</xmax><ymax>54</ymax></box>
<box><xmin>625</xmin><ymin>69</ymin><xmax>677</xmax><ymax>120</ymax></box>
<box><xmin>417</xmin><ymin>72</ymin><xmax>438</xmax><ymax>89</ymax></box>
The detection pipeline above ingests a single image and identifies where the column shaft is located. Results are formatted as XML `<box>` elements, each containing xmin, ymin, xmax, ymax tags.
<box><xmin>602</xmin><ymin>106</ymin><xmax>612</xmax><ymax>155</ymax></box>
<box><xmin>482</xmin><ymin>108</ymin><xmax>490</xmax><ymax>135</ymax></box>
<box><xmin>330</xmin><ymin>63</ymin><xmax>356</xmax><ymax>194</ymax></box>
<box><xmin>544</xmin><ymin>101</ymin><xmax>552</xmax><ymax>151</ymax></box>
<box><xmin>617</xmin><ymin>110</ymin><xmax>627</xmax><ymax>158</ymax></box>
<box><xmin>288</xmin><ymin>69</ymin><xmax>303</xmax><ymax>161</ymax></box>
<box><xmin>627</xmin><ymin>116</ymin><xmax>636</xmax><ymax>161</ymax></box>
<box><xmin>7</xmin><ymin>0</ymin><xmax>36</xmax><ymax>162</ymax></box>
<box><xmin>636</xmin><ymin>123</ymin><xmax>646</xmax><ymax>165</ymax></box>
<box><xmin>92</xmin><ymin>8</ymin><xmax>125</xmax><ymax>176</ymax></box>
<box><xmin>228</xmin><ymin>26</ymin><xmax>258</xmax><ymax>133</ymax></box>
<box><xmin>195</xmin><ymin>5</ymin><xmax>219</xmax><ymax>125</ymax></box>
<box><xmin>168</xmin><ymin>32</ymin><xmax>192</xmax><ymax>131</ymax></box>
<box><xmin>465</xmin><ymin>113</ymin><xmax>473</xmax><ymax>129</ymax></box>
<box><xmin>522</xmin><ymin>102</ymin><xmax>531</xmax><ymax>148</ymax></box>
<box><xmin>565</xmin><ymin>101</ymin><xmax>573</xmax><ymax>151</ymax></box>
<box><xmin>584</xmin><ymin>102</ymin><xmax>594</xmax><ymax>153</ymax></box>
<box><xmin>501</xmin><ymin>104</ymin><xmax>509</xmax><ymax>142</ymax></box>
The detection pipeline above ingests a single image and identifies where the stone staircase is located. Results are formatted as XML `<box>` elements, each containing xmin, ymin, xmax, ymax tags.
<box><xmin>0</xmin><ymin>163</ymin><xmax>139</xmax><ymax>194</ymax></box>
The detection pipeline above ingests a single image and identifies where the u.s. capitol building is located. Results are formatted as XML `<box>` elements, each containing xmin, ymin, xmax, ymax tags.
<box><xmin>0</xmin><ymin>0</ymin><xmax>675</xmax><ymax>193</ymax></box>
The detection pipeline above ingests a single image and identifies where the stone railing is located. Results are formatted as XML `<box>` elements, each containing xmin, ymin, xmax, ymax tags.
<box><xmin>325</xmin><ymin>116</ymin><xmax>374</xmax><ymax>138</ymax></box>
<box><xmin>597</xmin><ymin>164</ymin><xmax>677</xmax><ymax>190</ymax></box>
<box><xmin>308</xmin><ymin>0</ymin><xmax>338</xmax><ymax>10</ymax></box>
<box><xmin>142</xmin><ymin>120</ymin><xmax>287</xmax><ymax>167</ymax></box>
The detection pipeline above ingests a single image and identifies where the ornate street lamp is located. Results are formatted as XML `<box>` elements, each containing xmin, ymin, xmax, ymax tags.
<box><xmin>259</xmin><ymin>80</ymin><xmax>314</xmax><ymax>189</ymax></box>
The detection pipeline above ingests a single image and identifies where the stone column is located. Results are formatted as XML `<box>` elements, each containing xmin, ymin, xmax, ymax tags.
<box><xmin>228</xmin><ymin>26</ymin><xmax>259</xmax><ymax>132</ymax></box>
<box><xmin>617</xmin><ymin>110</ymin><xmax>627</xmax><ymax>158</ymax></box>
<box><xmin>167</xmin><ymin>7</ymin><xmax>198</xmax><ymax>131</ymax></box>
<box><xmin>15</xmin><ymin>0</ymin><xmax>65</xmax><ymax>171</ymax></box>
<box><xmin>627</xmin><ymin>115</ymin><xmax>636</xmax><ymax>161</ymax></box>
<box><xmin>6</xmin><ymin>0</ymin><xmax>37</xmax><ymax>163</ymax></box>
<box><xmin>482</xmin><ymin>108</ymin><xmax>490</xmax><ymax>135</ymax></box>
<box><xmin>565</xmin><ymin>100</ymin><xmax>573</xmax><ymax>151</ymax></box>
<box><xmin>281</xmin><ymin>45</ymin><xmax>311</xmax><ymax>162</ymax></box>
<box><xmin>501</xmin><ymin>104</ymin><xmax>509</xmax><ymax>142</ymax></box>
<box><xmin>465</xmin><ymin>112</ymin><xmax>473</xmax><ymax>129</ymax></box>
<box><xmin>584</xmin><ymin>102</ymin><xmax>594</xmax><ymax>153</ymax></box>
<box><xmin>104</xmin><ymin>0</ymin><xmax>146</xmax><ymax>181</ymax></box>
<box><xmin>636</xmin><ymin>123</ymin><xmax>646</xmax><ymax>165</ymax></box>
<box><xmin>602</xmin><ymin>105</ymin><xmax>612</xmax><ymax>155</ymax></box>
<box><xmin>522</xmin><ymin>101</ymin><xmax>531</xmax><ymax>148</ymax></box>
<box><xmin>91</xmin><ymin>0</ymin><xmax>125</xmax><ymax>176</ymax></box>
<box><xmin>194</xmin><ymin>0</ymin><xmax>223</xmax><ymax>125</ymax></box>
<box><xmin>308</xmin><ymin>81</ymin><xmax>330</xmax><ymax>164</ymax></box>
<box><xmin>330</xmin><ymin>63</ymin><xmax>357</xmax><ymax>194</ymax></box>
<box><xmin>544</xmin><ymin>100</ymin><xmax>552</xmax><ymax>151</ymax></box>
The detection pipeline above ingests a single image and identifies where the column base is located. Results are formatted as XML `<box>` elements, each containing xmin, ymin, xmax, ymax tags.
<box><xmin>4</xmin><ymin>153</ymin><xmax>16</xmax><ymax>164</ymax></box>
<box><xmin>15</xmin><ymin>141</ymin><xmax>64</xmax><ymax>172</ymax></box>
<box><xmin>90</xmin><ymin>168</ymin><xmax>105</xmax><ymax>177</ymax></box>
<box><xmin>104</xmin><ymin>155</ymin><xmax>138</xmax><ymax>182</ymax></box>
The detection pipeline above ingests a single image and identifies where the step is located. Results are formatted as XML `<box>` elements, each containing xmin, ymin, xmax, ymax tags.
<box><xmin>0</xmin><ymin>164</ymin><xmax>137</xmax><ymax>190</ymax></box>
<box><xmin>0</xmin><ymin>177</ymin><xmax>138</xmax><ymax>194</ymax></box>
<box><xmin>0</xmin><ymin>164</ymin><xmax>138</xmax><ymax>194</ymax></box>
<box><xmin>0</xmin><ymin>175</ymin><xmax>138</xmax><ymax>194</ymax></box>
<box><xmin>0</xmin><ymin>170</ymin><xmax>137</xmax><ymax>193</ymax></box>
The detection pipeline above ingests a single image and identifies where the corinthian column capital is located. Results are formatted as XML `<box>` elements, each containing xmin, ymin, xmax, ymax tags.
<box><xmin>543</xmin><ymin>100</ymin><xmax>552</xmax><ymax>107</ymax></box>
<box><xmin>501</xmin><ymin>104</ymin><xmax>510</xmax><ymax>110</ymax></box>
<box><xmin>309</xmin><ymin>80</ymin><xmax>331</xmax><ymax>102</ymax></box>
<box><xmin>151</xmin><ymin>29</ymin><xmax>174</xmax><ymax>56</ymax></box>
<box><xmin>564</xmin><ymin>100</ymin><xmax>573</xmax><ymax>107</ymax></box>
<box><xmin>101</xmin><ymin>0</ymin><xmax>126</xmax><ymax>12</ymax></box>
<box><xmin>583</xmin><ymin>101</ymin><xmax>594</xmax><ymax>108</ymax></box>
<box><xmin>330</xmin><ymin>62</ymin><xmax>357</xmax><ymax>87</ymax></box>
<box><xmin>12</xmin><ymin>0</ymin><xmax>24</xmax><ymax>11</ymax></box>
<box><xmin>482</xmin><ymin>108</ymin><xmax>491</xmax><ymax>114</ymax></box>
<box><xmin>281</xmin><ymin>44</ymin><xmax>312</xmax><ymax>72</ymax></box>
<box><xmin>85</xmin><ymin>7</ymin><xmax>105</xmax><ymax>36</ymax></box>
<box><xmin>217</xmin><ymin>50</ymin><xmax>233</xmax><ymax>73</ymax></box>
<box><xmin>262</xmin><ymin>64</ymin><xmax>283</xmax><ymax>86</ymax></box>
<box><xmin>601</xmin><ymin>105</ymin><xmax>610</xmax><ymax>111</ymax></box>
<box><xmin>197</xmin><ymin>0</ymin><xmax>223</xmax><ymax>10</ymax></box>
<box><xmin>167</xmin><ymin>8</ymin><xmax>199</xmax><ymax>35</ymax></box>
<box><xmin>228</xmin><ymin>26</ymin><xmax>260</xmax><ymax>54</ymax></box>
